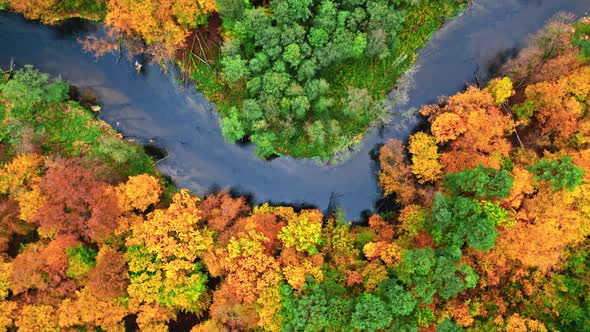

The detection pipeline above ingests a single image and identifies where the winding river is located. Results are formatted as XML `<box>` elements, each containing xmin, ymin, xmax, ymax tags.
<box><xmin>1</xmin><ymin>0</ymin><xmax>588</xmax><ymax>220</ymax></box>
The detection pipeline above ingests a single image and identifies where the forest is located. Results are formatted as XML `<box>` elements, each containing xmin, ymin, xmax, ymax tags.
<box><xmin>1</xmin><ymin>0</ymin><xmax>467</xmax><ymax>159</ymax></box>
<box><xmin>0</xmin><ymin>11</ymin><xmax>588</xmax><ymax>331</ymax></box>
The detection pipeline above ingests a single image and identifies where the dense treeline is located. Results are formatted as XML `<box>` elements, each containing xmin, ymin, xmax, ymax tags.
<box><xmin>211</xmin><ymin>0</ymin><xmax>466</xmax><ymax>158</ymax></box>
<box><xmin>0</xmin><ymin>15</ymin><xmax>589</xmax><ymax>332</ymax></box>
<box><xmin>1</xmin><ymin>0</ymin><xmax>466</xmax><ymax>159</ymax></box>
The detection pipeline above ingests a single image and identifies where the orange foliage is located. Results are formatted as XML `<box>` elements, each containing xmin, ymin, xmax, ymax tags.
<box><xmin>0</xmin><ymin>301</ymin><xmax>16</xmax><ymax>330</ymax></box>
<box><xmin>200</xmin><ymin>192</ymin><xmax>249</xmax><ymax>232</ymax></box>
<box><xmin>448</xmin><ymin>300</ymin><xmax>474</xmax><ymax>327</ymax></box>
<box><xmin>133</xmin><ymin>303</ymin><xmax>176</xmax><ymax>332</ymax></box>
<box><xmin>430</xmin><ymin>112</ymin><xmax>466</xmax><ymax>144</ymax></box>
<box><xmin>362</xmin><ymin>241</ymin><xmax>400</xmax><ymax>266</ymax></box>
<box><xmin>368</xmin><ymin>214</ymin><xmax>395</xmax><ymax>242</ymax></box>
<box><xmin>224</xmin><ymin>228</ymin><xmax>282</xmax><ymax>303</ymax></box>
<box><xmin>378</xmin><ymin>139</ymin><xmax>417</xmax><ymax>205</ymax></box>
<box><xmin>16</xmin><ymin>304</ymin><xmax>60</xmax><ymax>331</ymax></box>
<box><xmin>105</xmin><ymin>0</ymin><xmax>216</xmax><ymax>59</ymax></box>
<box><xmin>421</xmin><ymin>87</ymin><xmax>513</xmax><ymax>173</ymax></box>
<box><xmin>0</xmin><ymin>200</ymin><xmax>33</xmax><ymax>252</ymax></box>
<box><xmin>34</xmin><ymin>160</ymin><xmax>119</xmax><ymax>241</ymax></box>
<box><xmin>525</xmin><ymin>66</ymin><xmax>590</xmax><ymax>140</ymax></box>
<box><xmin>279</xmin><ymin>246</ymin><xmax>324</xmax><ymax>289</ymax></box>
<box><xmin>58</xmin><ymin>287</ymin><xmax>129</xmax><ymax>331</ymax></box>
<box><xmin>87</xmin><ymin>248</ymin><xmax>129</xmax><ymax>300</ymax></box>
<box><xmin>116</xmin><ymin>174</ymin><xmax>161</xmax><ymax>213</ymax></box>
<box><xmin>11</xmin><ymin>236</ymin><xmax>79</xmax><ymax>298</ymax></box>
<box><xmin>210</xmin><ymin>284</ymin><xmax>259</xmax><ymax>330</ymax></box>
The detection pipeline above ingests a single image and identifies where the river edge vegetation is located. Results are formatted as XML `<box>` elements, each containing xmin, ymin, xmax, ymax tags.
<box><xmin>0</xmin><ymin>0</ymin><xmax>467</xmax><ymax>160</ymax></box>
<box><xmin>0</xmin><ymin>16</ymin><xmax>589</xmax><ymax>331</ymax></box>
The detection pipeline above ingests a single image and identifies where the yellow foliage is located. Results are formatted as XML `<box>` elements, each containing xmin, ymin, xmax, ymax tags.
<box><xmin>0</xmin><ymin>153</ymin><xmax>42</xmax><ymax>195</ymax></box>
<box><xmin>15</xmin><ymin>184</ymin><xmax>46</xmax><ymax>222</ymax></box>
<box><xmin>486</xmin><ymin>77</ymin><xmax>515</xmax><ymax>105</ymax></box>
<box><xmin>16</xmin><ymin>305</ymin><xmax>59</xmax><ymax>332</ymax></box>
<box><xmin>0</xmin><ymin>301</ymin><xmax>16</xmax><ymax>331</ymax></box>
<box><xmin>116</xmin><ymin>174</ymin><xmax>161</xmax><ymax>212</ymax></box>
<box><xmin>58</xmin><ymin>288</ymin><xmax>128</xmax><ymax>331</ymax></box>
<box><xmin>0</xmin><ymin>258</ymin><xmax>12</xmax><ymax>299</ymax></box>
<box><xmin>361</xmin><ymin>262</ymin><xmax>388</xmax><ymax>293</ymax></box>
<box><xmin>191</xmin><ymin>319</ymin><xmax>229</xmax><ymax>332</ymax></box>
<box><xmin>255</xmin><ymin>286</ymin><xmax>283</xmax><ymax>332</ymax></box>
<box><xmin>278</xmin><ymin>209</ymin><xmax>323</xmax><ymax>254</ymax></box>
<box><xmin>408</xmin><ymin>132</ymin><xmax>443</xmax><ymax>184</ymax></box>
<box><xmin>129</xmin><ymin>189</ymin><xmax>212</xmax><ymax>265</ymax></box>
<box><xmin>505</xmin><ymin>314</ymin><xmax>547</xmax><ymax>332</ymax></box>
<box><xmin>282</xmin><ymin>256</ymin><xmax>324</xmax><ymax>289</ymax></box>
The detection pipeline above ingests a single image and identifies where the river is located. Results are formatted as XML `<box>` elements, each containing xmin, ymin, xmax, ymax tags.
<box><xmin>1</xmin><ymin>0</ymin><xmax>588</xmax><ymax>220</ymax></box>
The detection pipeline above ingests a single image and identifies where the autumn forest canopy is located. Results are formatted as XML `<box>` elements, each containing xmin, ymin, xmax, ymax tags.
<box><xmin>0</xmin><ymin>7</ymin><xmax>589</xmax><ymax>330</ymax></box>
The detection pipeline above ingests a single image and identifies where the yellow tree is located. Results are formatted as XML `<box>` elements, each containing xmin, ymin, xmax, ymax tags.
<box><xmin>408</xmin><ymin>132</ymin><xmax>443</xmax><ymax>183</ymax></box>
<box><xmin>115</xmin><ymin>174</ymin><xmax>161</xmax><ymax>213</ymax></box>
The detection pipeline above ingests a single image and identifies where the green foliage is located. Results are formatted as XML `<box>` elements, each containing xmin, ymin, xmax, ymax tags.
<box><xmin>482</xmin><ymin>200</ymin><xmax>515</xmax><ymax>228</ymax></box>
<box><xmin>216</xmin><ymin>0</ymin><xmax>245</xmax><ymax>26</ymax></box>
<box><xmin>281</xmin><ymin>282</ymin><xmax>353</xmax><ymax>331</ymax></box>
<box><xmin>0</xmin><ymin>0</ymin><xmax>8</xmax><ymax>11</ymax></box>
<box><xmin>60</xmin><ymin>0</ymin><xmax>107</xmax><ymax>19</ymax></box>
<box><xmin>354</xmin><ymin>229</ymin><xmax>376</xmax><ymax>251</ymax></box>
<box><xmin>572</xmin><ymin>21</ymin><xmax>590</xmax><ymax>61</ymax></box>
<box><xmin>221</xmin><ymin>107</ymin><xmax>245</xmax><ymax>142</ymax></box>
<box><xmin>0</xmin><ymin>66</ymin><xmax>157</xmax><ymax>177</ymax></box>
<box><xmin>199</xmin><ymin>0</ymin><xmax>467</xmax><ymax>159</ymax></box>
<box><xmin>444</xmin><ymin>165</ymin><xmax>514</xmax><ymax>200</ymax></box>
<box><xmin>437</xmin><ymin>318</ymin><xmax>463</xmax><ymax>332</ymax></box>
<box><xmin>66</xmin><ymin>246</ymin><xmax>97</xmax><ymax>279</ymax></box>
<box><xmin>376</xmin><ymin>279</ymin><xmax>417</xmax><ymax>316</ymax></box>
<box><xmin>396</xmin><ymin>247</ymin><xmax>475</xmax><ymax>304</ymax></box>
<box><xmin>429</xmin><ymin>193</ymin><xmax>498</xmax><ymax>251</ymax></box>
<box><xmin>0</xmin><ymin>65</ymin><xmax>68</xmax><ymax>112</ymax></box>
<box><xmin>526</xmin><ymin>155</ymin><xmax>584</xmax><ymax>191</ymax></box>
<box><xmin>351</xmin><ymin>293</ymin><xmax>393</xmax><ymax>332</ymax></box>
<box><xmin>513</xmin><ymin>101</ymin><xmax>536</xmax><ymax>119</ymax></box>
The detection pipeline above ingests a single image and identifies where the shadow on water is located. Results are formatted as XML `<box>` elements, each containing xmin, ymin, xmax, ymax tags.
<box><xmin>1</xmin><ymin>0</ymin><xmax>588</xmax><ymax>221</ymax></box>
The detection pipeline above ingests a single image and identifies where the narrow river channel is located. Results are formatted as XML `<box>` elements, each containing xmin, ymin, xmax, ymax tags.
<box><xmin>1</xmin><ymin>0</ymin><xmax>588</xmax><ymax>220</ymax></box>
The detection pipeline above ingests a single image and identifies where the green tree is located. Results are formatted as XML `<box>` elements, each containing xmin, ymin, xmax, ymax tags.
<box><xmin>377</xmin><ymin>279</ymin><xmax>417</xmax><ymax>316</ymax></box>
<box><xmin>0</xmin><ymin>65</ymin><xmax>68</xmax><ymax>111</ymax></box>
<box><xmin>351</xmin><ymin>293</ymin><xmax>393</xmax><ymax>332</ymax></box>
<box><xmin>429</xmin><ymin>193</ymin><xmax>498</xmax><ymax>251</ymax></box>
<box><xmin>526</xmin><ymin>155</ymin><xmax>584</xmax><ymax>191</ymax></box>
<box><xmin>444</xmin><ymin>165</ymin><xmax>514</xmax><ymax>199</ymax></box>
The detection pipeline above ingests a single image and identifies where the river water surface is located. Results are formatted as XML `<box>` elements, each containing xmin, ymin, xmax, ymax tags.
<box><xmin>1</xmin><ymin>0</ymin><xmax>588</xmax><ymax>220</ymax></box>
